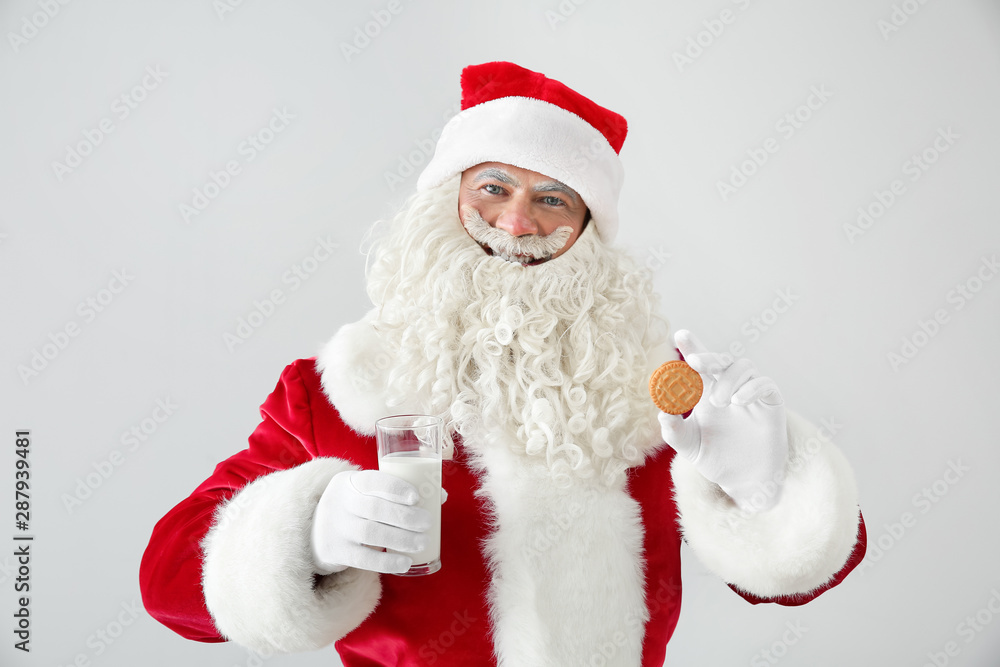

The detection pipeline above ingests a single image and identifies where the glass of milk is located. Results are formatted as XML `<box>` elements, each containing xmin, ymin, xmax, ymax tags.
<box><xmin>375</xmin><ymin>415</ymin><xmax>443</xmax><ymax>576</ymax></box>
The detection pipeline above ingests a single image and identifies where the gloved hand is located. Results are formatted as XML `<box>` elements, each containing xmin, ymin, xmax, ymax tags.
<box><xmin>658</xmin><ymin>329</ymin><xmax>789</xmax><ymax>513</ymax></box>
<box><xmin>311</xmin><ymin>470</ymin><xmax>437</xmax><ymax>575</ymax></box>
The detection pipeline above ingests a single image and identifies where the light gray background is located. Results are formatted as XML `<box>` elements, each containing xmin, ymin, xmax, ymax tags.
<box><xmin>2</xmin><ymin>0</ymin><xmax>999</xmax><ymax>665</ymax></box>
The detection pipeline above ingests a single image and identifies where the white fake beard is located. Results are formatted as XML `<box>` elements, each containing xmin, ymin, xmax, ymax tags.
<box><xmin>364</xmin><ymin>177</ymin><xmax>668</xmax><ymax>486</ymax></box>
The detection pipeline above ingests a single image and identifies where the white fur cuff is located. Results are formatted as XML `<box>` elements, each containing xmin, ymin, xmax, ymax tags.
<box><xmin>201</xmin><ymin>458</ymin><xmax>381</xmax><ymax>654</ymax></box>
<box><xmin>672</xmin><ymin>409</ymin><xmax>861</xmax><ymax>598</ymax></box>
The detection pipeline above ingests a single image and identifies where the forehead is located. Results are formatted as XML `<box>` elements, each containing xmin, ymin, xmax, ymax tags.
<box><xmin>464</xmin><ymin>162</ymin><xmax>560</xmax><ymax>185</ymax></box>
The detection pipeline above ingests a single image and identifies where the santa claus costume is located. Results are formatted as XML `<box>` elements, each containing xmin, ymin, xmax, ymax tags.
<box><xmin>140</xmin><ymin>61</ymin><xmax>866</xmax><ymax>667</ymax></box>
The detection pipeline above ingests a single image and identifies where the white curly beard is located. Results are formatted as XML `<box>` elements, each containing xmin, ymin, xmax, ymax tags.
<box><xmin>363</xmin><ymin>177</ymin><xmax>669</xmax><ymax>486</ymax></box>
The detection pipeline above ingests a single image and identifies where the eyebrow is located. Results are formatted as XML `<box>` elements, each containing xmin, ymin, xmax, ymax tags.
<box><xmin>472</xmin><ymin>168</ymin><xmax>579</xmax><ymax>204</ymax></box>
<box><xmin>532</xmin><ymin>181</ymin><xmax>579</xmax><ymax>204</ymax></box>
<box><xmin>472</xmin><ymin>167</ymin><xmax>520</xmax><ymax>187</ymax></box>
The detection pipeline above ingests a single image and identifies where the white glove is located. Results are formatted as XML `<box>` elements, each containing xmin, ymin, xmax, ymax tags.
<box><xmin>311</xmin><ymin>470</ymin><xmax>436</xmax><ymax>575</ymax></box>
<box><xmin>658</xmin><ymin>329</ymin><xmax>789</xmax><ymax>513</ymax></box>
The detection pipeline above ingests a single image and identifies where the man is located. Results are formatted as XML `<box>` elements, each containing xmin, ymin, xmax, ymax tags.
<box><xmin>140</xmin><ymin>61</ymin><xmax>866</xmax><ymax>666</ymax></box>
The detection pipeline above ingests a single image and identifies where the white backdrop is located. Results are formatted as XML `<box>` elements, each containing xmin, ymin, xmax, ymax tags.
<box><xmin>2</xmin><ymin>0</ymin><xmax>999</xmax><ymax>665</ymax></box>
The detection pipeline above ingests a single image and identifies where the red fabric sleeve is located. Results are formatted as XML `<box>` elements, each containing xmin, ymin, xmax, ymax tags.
<box><xmin>729</xmin><ymin>510</ymin><xmax>868</xmax><ymax>606</ymax></box>
<box><xmin>139</xmin><ymin>360</ymin><xmax>320</xmax><ymax>642</ymax></box>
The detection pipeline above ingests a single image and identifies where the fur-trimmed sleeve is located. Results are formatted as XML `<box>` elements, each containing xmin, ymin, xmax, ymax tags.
<box><xmin>671</xmin><ymin>409</ymin><xmax>866</xmax><ymax>601</ymax></box>
<box><xmin>200</xmin><ymin>457</ymin><xmax>381</xmax><ymax>653</ymax></box>
<box><xmin>140</xmin><ymin>361</ymin><xmax>381</xmax><ymax>652</ymax></box>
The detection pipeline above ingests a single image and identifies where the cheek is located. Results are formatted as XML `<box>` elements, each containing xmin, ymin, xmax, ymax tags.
<box><xmin>457</xmin><ymin>189</ymin><xmax>470</xmax><ymax>216</ymax></box>
<box><xmin>462</xmin><ymin>195</ymin><xmax>497</xmax><ymax>222</ymax></box>
<box><xmin>550</xmin><ymin>227</ymin><xmax>582</xmax><ymax>259</ymax></box>
<box><xmin>545</xmin><ymin>209</ymin><xmax>586</xmax><ymax>237</ymax></box>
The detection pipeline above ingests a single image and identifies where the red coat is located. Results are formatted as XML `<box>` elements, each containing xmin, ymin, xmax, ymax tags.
<box><xmin>140</xmin><ymin>358</ymin><xmax>866</xmax><ymax>665</ymax></box>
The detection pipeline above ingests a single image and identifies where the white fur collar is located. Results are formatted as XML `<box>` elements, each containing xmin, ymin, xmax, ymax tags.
<box><xmin>474</xmin><ymin>444</ymin><xmax>648</xmax><ymax>666</ymax></box>
<box><xmin>317</xmin><ymin>308</ymin><xmax>428</xmax><ymax>435</ymax></box>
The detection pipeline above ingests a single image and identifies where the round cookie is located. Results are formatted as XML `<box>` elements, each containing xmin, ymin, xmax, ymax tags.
<box><xmin>649</xmin><ymin>360</ymin><xmax>703</xmax><ymax>415</ymax></box>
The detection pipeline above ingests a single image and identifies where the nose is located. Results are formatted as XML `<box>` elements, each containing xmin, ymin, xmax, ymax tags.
<box><xmin>493</xmin><ymin>197</ymin><xmax>538</xmax><ymax>237</ymax></box>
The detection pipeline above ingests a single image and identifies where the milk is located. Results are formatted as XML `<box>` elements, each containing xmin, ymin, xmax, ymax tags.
<box><xmin>378</xmin><ymin>453</ymin><xmax>442</xmax><ymax>566</ymax></box>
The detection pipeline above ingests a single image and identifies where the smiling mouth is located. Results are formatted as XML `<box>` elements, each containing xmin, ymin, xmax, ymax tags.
<box><xmin>478</xmin><ymin>243</ymin><xmax>550</xmax><ymax>266</ymax></box>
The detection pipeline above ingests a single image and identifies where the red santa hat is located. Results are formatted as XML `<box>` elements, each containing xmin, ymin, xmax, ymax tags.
<box><xmin>417</xmin><ymin>61</ymin><xmax>628</xmax><ymax>243</ymax></box>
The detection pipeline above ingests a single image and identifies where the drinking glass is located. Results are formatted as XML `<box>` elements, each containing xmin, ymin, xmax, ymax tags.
<box><xmin>375</xmin><ymin>415</ymin><xmax>443</xmax><ymax>576</ymax></box>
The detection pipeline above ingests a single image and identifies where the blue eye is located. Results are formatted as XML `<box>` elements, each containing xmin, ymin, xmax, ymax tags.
<box><xmin>543</xmin><ymin>196</ymin><xmax>564</xmax><ymax>206</ymax></box>
<box><xmin>483</xmin><ymin>184</ymin><xmax>503</xmax><ymax>195</ymax></box>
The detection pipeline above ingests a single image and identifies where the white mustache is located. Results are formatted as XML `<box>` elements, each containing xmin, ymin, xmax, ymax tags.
<box><xmin>461</xmin><ymin>206</ymin><xmax>573</xmax><ymax>264</ymax></box>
